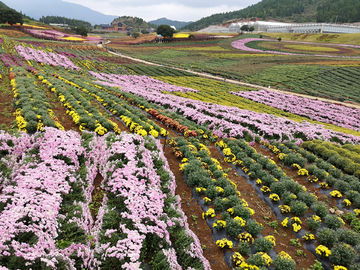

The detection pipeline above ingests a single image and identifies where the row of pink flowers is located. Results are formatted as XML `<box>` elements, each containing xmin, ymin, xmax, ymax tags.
<box><xmin>230</xmin><ymin>89</ymin><xmax>360</xmax><ymax>132</ymax></box>
<box><xmin>231</xmin><ymin>38</ymin><xmax>360</xmax><ymax>58</ymax></box>
<box><xmin>0</xmin><ymin>128</ymin><xmax>90</xmax><ymax>268</ymax></box>
<box><xmin>0</xmin><ymin>129</ymin><xmax>210</xmax><ymax>269</ymax></box>
<box><xmin>90</xmin><ymin>73</ymin><xmax>360</xmax><ymax>144</ymax></box>
<box><xmin>15</xmin><ymin>45</ymin><xmax>80</xmax><ymax>70</ymax></box>
<box><xmin>88</xmin><ymin>72</ymin><xmax>199</xmax><ymax>93</ymax></box>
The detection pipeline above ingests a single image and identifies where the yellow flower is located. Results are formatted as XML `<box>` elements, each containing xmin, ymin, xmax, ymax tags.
<box><xmin>278</xmin><ymin>251</ymin><xmax>292</xmax><ymax>259</ymax></box>
<box><xmin>330</xmin><ymin>190</ymin><xmax>342</xmax><ymax>198</ymax></box>
<box><xmin>281</xmin><ymin>217</ymin><xmax>289</xmax><ymax>227</ymax></box>
<box><xmin>203</xmin><ymin>208</ymin><xmax>216</xmax><ymax>219</ymax></box>
<box><xmin>298</xmin><ymin>168</ymin><xmax>309</xmax><ymax>176</ymax></box>
<box><xmin>234</xmin><ymin>216</ymin><xmax>246</xmax><ymax>227</ymax></box>
<box><xmin>213</xmin><ymin>220</ymin><xmax>226</xmax><ymax>229</ymax></box>
<box><xmin>203</xmin><ymin>197</ymin><xmax>212</xmax><ymax>204</ymax></box>
<box><xmin>238</xmin><ymin>232</ymin><xmax>254</xmax><ymax>243</ymax></box>
<box><xmin>149</xmin><ymin>129</ymin><xmax>159</xmax><ymax>138</ymax></box>
<box><xmin>342</xmin><ymin>199</ymin><xmax>351</xmax><ymax>207</ymax></box>
<box><xmin>279</xmin><ymin>204</ymin><xmax>291</xmax><ymax>213</ymax></box>
<box><xmin>334</xmin><ymin>266</ymin><xmax>348</xmax><ymax>270</ymax></box>
<box><xmin>315</xmin><ymin>245</ymin><xmax>331</xmax><ymax>257</ymax></box>
<box><xmin>269</xmin><ymin>193</ymin><xmax>280</xmax><ymax>201</ymax></box>
<box><xmin>216</xmin><ymin>238</ymin><xmax>233</xmax><ymax>249</ymax></box>
<box><xmin>302</xmin><ymin>232</ymin><xmax>315</xmax><ymax>241</ymax></box>
<box><xmin>293</xmin><ymin>223</ymin><xmax>301</xmax><ymax>232</ymax></box>
<box><xmin>223</xmin><ymin>148</ymin><xmax>232</xmax><ymax>156</ymax></box>
<box><xmin>291</xmin><ymin>217</ymin><xmax>302</xmax><ymax>225</ymax></box>
<box><xmin>216</xmin><ymin>186</ymin><xmax>224</xmax><ymax>193</ymax></box>
<box><xmin>265</xmin><ymin>235</ymin><xmax>276</xmax><ymax>246</ymax></box>
<box><xmin>233</xmin><ymin>252</ymin><xmax>245</xmax><ymax>266</ymax></box>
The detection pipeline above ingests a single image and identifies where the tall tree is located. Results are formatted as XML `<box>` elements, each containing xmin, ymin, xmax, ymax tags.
<box><xmin>156</xmin><ymin>24</ymin><xmax>175</xmax><ymax>38</ymax></box>
<box><xmin>76</xmin><ymin>25</ymin><xmax>88</xmax><ymax>37</ymax></box>
<box><xmin>0</xmin><ymin>8</ymin><xmax>23</xmax><ymax>25</ymax></box>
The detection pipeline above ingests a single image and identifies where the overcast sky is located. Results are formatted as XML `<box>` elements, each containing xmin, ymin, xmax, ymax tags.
<box><xmin>62</xmin><ymin>0</ymin><xmax>261</xmax><ymax>22</ymax></box>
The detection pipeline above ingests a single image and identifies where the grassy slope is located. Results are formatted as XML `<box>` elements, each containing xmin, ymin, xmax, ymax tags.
<box><xmin>264</xmin><ymin>32</ymin><xmax>360</xmax><ymax>45</ymax></box>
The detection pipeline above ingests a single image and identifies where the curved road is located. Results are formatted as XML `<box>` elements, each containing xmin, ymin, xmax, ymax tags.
<box><xmin>104</xmin><ymin>47</ymin><xmax>360</xmax><ymax>110</ymax></box>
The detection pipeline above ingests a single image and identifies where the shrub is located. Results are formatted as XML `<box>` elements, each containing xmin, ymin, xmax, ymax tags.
<box><xmin>254</xmin><ymin>237</ymin><xmax>274</xmax><ymax>253</ymax></box>
<box><xmin>311</xmin><ymin>201</ymin><xmax>329</xmax><ymax>218</ymax></box>
<box><xmin>336</xmin><ymin>180</ymin><xmax>351</xmax><ymax>194</ymax></box>
<box><xmin>273</xmin><ymin>253</ymin><xmax>296</xmax><ymax>270</ymax></box>
<box><xmin>226</xmin><ymin>218</ymin><xmax>244</xmax><ymax>238</ymax></box>
<box><xmin>282</xmin><ymin>191</ymin><xmax>297</xmax><ymax>205</ymax></box>
<box><xmin>324</xmin><ymin>214</ymin><xmax>345</xmax><ymax>230</ymax></box>
<box><xmin>270</xmin><ymin>181</ymin><xmax>287</xmax><ymax>197</ymax></box>
<box><xmin>246</xmin><ymin>219</ymin><xmax>264</xmax><ymax>237</ymax></box>
<box><xmin>246</xmin><ymin>252</ymin><xmax>271</xmax><ymax>267</ymax></box>
<box><xmin>317</xmin><ymin>228</ymin><xmax>338</xmax><ymax>247</ymax></box>
<box><xmin>330</xmin><ymin>243</ymin><xmax>356</xmax><ymax>266</ymax></box>
<box><xmin>290</xmin><ymin>200</ymin><xmax>308</xmax><ymax>216</ymax></box>
<box><xmin>306</xmin><ymin>217</ymin><xmax>321</xmax><ymax>231</ymax></box>
<box><xmin>233</xmin><ymin>204</ymin><xmax>252</xmax><ymax>220</ymax></box>
<box><xmin>337</xmin><ymin>229</ymin><xmax>360</xmax><ymax>246</ymax></box>
<box><xmin>350</xmin><ymin>218</ymin><xmax>360</xmax><ymax>233</ymax></box>
<box><xmin>237</xmin><ymin>241</ymin><xmax>251</xmax><ymax>256</ymax></box>
<box><xmin>298</xmin><ymin>192</ymin><xmax>317</xmax><ymax>207</ymax></box>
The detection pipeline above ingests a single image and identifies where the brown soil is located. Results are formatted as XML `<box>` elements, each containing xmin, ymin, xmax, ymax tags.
<box><xmin>90</xmin><ymin>173</ymin><xmax>105</xmax><ymax>221</ymax></box>
<box><xmin>40</xmin><ymin>83</ymin><xmax>81</xmax><ymax>133</ymax></box>
<box><xmin>252</xmin><ymin>143</ymin><xmax>340</xmax><ymax>209</ymax></box>
<box><xmin>207</xmin><ymin>145</ymin><xmax>317</xmax><ymax>269</ymax></box>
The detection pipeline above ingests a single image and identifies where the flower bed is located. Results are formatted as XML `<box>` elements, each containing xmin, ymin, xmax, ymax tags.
<box><xmin>0</xmin><ymin>128</ymin><xmax>211</xmax><ymax>269</ymax></box>
<box><xmin>231</xmin><ymin>89</ymin><xmax>360</xmax><ymax>132</ymax></box>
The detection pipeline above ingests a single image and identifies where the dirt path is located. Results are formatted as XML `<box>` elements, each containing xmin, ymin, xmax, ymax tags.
<box><xmin>106</xmin><ymin>50</ymin><xmax>360</xmax><ymax>110</ymax></box>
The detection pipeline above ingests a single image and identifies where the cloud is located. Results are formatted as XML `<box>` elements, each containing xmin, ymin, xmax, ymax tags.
<box><xmin>62</xmin><ymin>0</ymin><xmax>259</xmax><ymax>21</ymax></box>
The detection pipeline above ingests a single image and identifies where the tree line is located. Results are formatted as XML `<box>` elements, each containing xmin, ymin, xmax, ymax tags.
<box><xmin>316</xmin><ymin>0</ymin><xmax>360</xmax><ymax>23</ymax></box>
<box><xmin>40</xmin><ymin>16</ymin><xmax>92</xmax><ymax>28</ymax></box>
<box><xmin>181</xmin><ymin>0</ymin><xmax>360</xmax><ymax>31</ymax></box>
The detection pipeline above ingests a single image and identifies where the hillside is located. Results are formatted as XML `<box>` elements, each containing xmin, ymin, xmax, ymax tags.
<box><xmin>0</xmin><ymin>1</ymin><xmax>9</xmax><ymax>9</ymax></box>
<box><xmin>0</xmin><ymin>0</ymin><xmax>117</xmax><ymax>25</ymax></box>
<box><xmin>182</xmin><ymin>0</ymin><xmax>360</xmax><ymax>31</ymax></box>
<box><xmin>41</xmin><ymin>16</ymin><xmax>92</xmax><ymax>28</ymax></box>
<box><xmin>316</xmin><ymin>0</ymin><xmax>360</xmax><ymax>23</ymax></box>
<box><xmin>148</xmin><ymin>17</ymin><xmax>192</xmax><ymax>29</ymax></box>
<box><xmin>112</xmin><ymin>16</ymin><xmax>149</xmax><ymax>30</ymax></box>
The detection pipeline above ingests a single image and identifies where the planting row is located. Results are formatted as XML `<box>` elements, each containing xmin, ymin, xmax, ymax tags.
<box><xmin>0</xmin><ymin>128</ymin><xmax>210</xmax><ymax>269</ymax></box>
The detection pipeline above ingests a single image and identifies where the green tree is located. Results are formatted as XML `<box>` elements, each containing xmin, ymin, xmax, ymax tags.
<box><xmin>132</xmin><ymin>32</ymin><xmax>140</xmax><ymax>39</ymax></box>
<box><xmin>156</xmin><ymin>24</ymin><xmax>175</xmax><ymax>38</ymax></box>
<box><xmin>75</xmin><ymin>25</ymin><xmax>88</xmax><ymax>37</ymax></box>
<box><xmin>241</xmin><ymin>25</ymin><xmax>249</xmax><ymax>32</ymax></box>
<box><xmin>249</xmin><ymin>26</ymin><xmax>255</xmax><ymax>32</ymax></box>
<box><xmin>141</xmin><ymin>29</ymin><xmax>149</xmax><ymax>34</ymax></box>
<box><xmin>0</xmin><ymin>8</ymin><xmax>23</xmax><ymax>25</ymax></box>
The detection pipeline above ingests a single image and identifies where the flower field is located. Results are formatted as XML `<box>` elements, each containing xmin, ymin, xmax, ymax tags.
<box><xmin>1</xmin><ymin>28</ymin><xmax>360</xmax><ymax>270</ymax></box>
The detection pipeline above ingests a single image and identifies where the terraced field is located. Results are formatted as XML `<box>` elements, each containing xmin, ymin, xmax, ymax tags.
<box><xmin>1</xmin><ymin>28</ymin><xmax>360</xmax><ymax>270</ymax></box>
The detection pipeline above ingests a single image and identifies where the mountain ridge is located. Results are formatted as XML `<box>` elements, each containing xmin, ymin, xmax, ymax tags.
<box><xmin>0</xmin><ymin>0</ymin><xmax>117</xmax><ymax>25</ymax></box>
<box><xmin>148</xmin><ymin>17</ymin><xmax>192</xmax><ymax>29</ymax></box>
<box><xmin>181</xmin><ymin>0</ymin><xmax>360</xmax><ymax>31</ymax></box>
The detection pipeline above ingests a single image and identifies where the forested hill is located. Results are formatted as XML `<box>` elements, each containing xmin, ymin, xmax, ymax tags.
<box><xmin>41</xmin><ymin>16</ymin><xmax>92</xmax><ymax>28</ymax></box>
<box><xmin>182</xmin><ymin>0</ymin><xmax>360</xmax><ymax>31</ymax></box>
<box><xmin>0</xmin><ymin>1</ymin><xmax>9</xmax><ymax>9</ymax></box>
<box><xmin>316</xmin><ymin>0</ymin><xmax>360</xmax><ymax>23</ymax></box>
